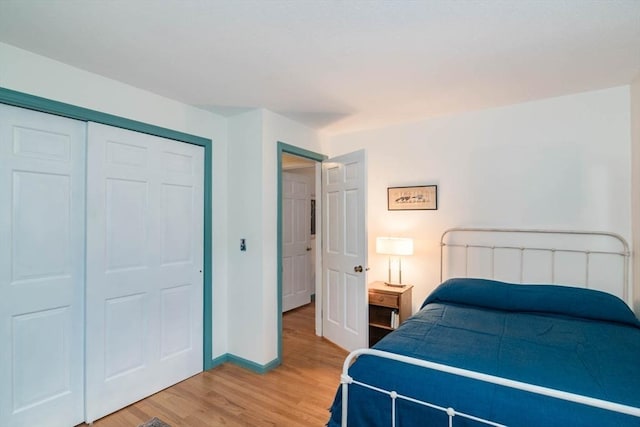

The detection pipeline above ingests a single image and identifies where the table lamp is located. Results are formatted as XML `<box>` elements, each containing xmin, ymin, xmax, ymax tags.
<box><xmin>376</xmin><ymin>237</ymin><xmax>413</xmax><ymax>287</ymax></box>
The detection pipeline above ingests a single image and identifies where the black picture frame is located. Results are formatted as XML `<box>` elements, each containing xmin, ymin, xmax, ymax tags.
<box><xmin>387</xmin><ymin>185</ymin><xmax>437</xmax><ymax>211</ymax></box>
<box><xmin>310</xmin><ymin>199</ymin><xmax>316</xmax><ymax>235</ymax></box>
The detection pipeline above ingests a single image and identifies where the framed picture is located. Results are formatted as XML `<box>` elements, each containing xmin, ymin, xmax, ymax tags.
<box><xmin>310</xmin><ymin>199</ymin><xmax>316</xmax><ymax>235</ymax></box>
<box><xmin>387</xmin><ymin>185</ymin><xmax>437</xmax><ymax>211</ymax></box>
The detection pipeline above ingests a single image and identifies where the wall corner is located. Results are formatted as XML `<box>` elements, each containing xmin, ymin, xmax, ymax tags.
<box><xmin>630</xmin><ymin>76</ymin><xmax>640</xmax><ymax>314</ymax></box>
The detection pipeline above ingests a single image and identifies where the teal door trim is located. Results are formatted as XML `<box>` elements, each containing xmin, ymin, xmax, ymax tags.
<box><xmin>277</xmin><ymin>141</ymin><xmax>327</xmax><ymax>363</ymax></box>
<box><xmin>0</xmin><ymin>86</ymin><xmax>215</xmax><ymax>371</ymax></box>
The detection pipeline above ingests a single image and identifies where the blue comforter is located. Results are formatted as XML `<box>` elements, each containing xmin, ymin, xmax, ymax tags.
<box><xmin>328</xmin><ymin>279</ymin><xmax>640</xmax><ymax>426</ymax></box>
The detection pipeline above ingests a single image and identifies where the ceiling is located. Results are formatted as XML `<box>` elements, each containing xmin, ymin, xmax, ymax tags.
<box><xmin>282</xmin><ymin>153</ymin><xmax>316</xmax><ymax>170</ymax></box>
<box><xmin>0</xmin><ymin>1</ymin><xmax>639</xmax><ymax>135</ymax></box>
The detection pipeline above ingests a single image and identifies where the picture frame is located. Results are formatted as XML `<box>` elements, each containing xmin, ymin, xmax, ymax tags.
<box><xmin>387</xmin><ymin>185</ymin><xmax>437</xmax><ymax>211</ymax></box>
<box><xmin>310</xmin><ymin>199</ymin><xmax>316</xmax><ymax>235</ymax></box>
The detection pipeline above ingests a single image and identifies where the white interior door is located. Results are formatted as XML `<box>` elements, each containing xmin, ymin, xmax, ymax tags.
<box><xmin>322</xmin><ymin>150</ymin><xmax>367</xmax><ymax>351</ymax></box>
<box><xmin>85</xmin><ymin>123</ymin><xmax>204</xmax><ymax>422</ymax></box>
<box><xmin>282</xmin><ymin>171</ymin><xmax>312</xmax><ymax>312</ymax></box>
<box><xmin>0</xmin><ymin>104</ymin><xmax>85</xmax><ymax>427</ymax></box>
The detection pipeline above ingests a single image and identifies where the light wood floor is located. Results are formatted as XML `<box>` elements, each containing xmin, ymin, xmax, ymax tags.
<box><xmin>83</xmin><ymin>303</ymin><xmax>347</xmax><ymax>426</ymax></box>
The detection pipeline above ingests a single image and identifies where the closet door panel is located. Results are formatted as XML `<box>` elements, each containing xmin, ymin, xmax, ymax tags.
<box><xmin>85</xmin><ymin>123</ymin><xmax>203</xmax><ymax>423</ymax></box>
<box><xmin>0</xmin><ymin>104</ymin><xmax>85</xmax><ymax>427</ymax></box>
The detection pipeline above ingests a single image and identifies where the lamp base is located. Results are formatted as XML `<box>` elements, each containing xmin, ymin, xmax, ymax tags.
<box><xmin>384</xmin><ymin>281</ymin><xmax>406</xmax><ymax>288</ymax></box>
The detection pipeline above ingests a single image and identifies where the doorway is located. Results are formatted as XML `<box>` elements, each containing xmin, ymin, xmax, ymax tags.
<box><xmin>277</xmin><ymin>143</ymin><xmax>369</xmax><ymax>359</ymax></box>
<box><xmin>277</xmin><ymin>142</ymin><xmax>326</xmax><ymax>361</ymax></box>
<box><xmin>282</xmin><ymin>157</ymin><xmax>315</xmax><ymax>313</ymax></box>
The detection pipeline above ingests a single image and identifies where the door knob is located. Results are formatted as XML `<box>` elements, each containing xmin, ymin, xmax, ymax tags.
<box><xmin>354</xmin><ymin>265</ymin><xmax>363</xmax><ymax>273</ymax></box>
<box><xmin>306</xmin><ymin>247</ymin><xmax>312</xmax><ymax>251</ymax></box>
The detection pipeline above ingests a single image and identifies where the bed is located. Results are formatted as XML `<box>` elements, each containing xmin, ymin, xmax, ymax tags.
<box><xmin>327</xmin><ymin>228</ymin><xmax>640</xmax><ymax>427</ymax></box>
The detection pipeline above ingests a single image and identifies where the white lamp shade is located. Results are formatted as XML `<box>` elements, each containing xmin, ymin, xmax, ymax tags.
<box><xmin>376</xmin><ymin>237</ymin><xmax>414</xmax><ymax>256</ymax></box>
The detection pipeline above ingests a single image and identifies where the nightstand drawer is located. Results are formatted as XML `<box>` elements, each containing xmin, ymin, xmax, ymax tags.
<box><xmin>369</xmin><ymin>292</ymin><xmax>398</xmax><ymax>308</ymax></box>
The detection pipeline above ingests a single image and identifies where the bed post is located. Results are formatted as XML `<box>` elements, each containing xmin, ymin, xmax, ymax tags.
<box><xmin>341</xmin><ymin>379</ymin><xmax>349</xmax><ymax>427</ymax></box>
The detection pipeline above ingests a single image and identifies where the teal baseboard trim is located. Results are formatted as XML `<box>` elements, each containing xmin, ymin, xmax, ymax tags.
<box><xmin>260</xmin><ymin>357</ymin><xmax>282</xmax><ymax>373</ymax></box>
<box><xmin>208</xmin><ymin>354</ymin><xmax>229</xmax><ymax>370</ymax></box>
<box><xmin>227</xmin><ymin>354</ymin><xmax>281</xmax><ymax>374</ymax></box>
<box><xmin>206</xmin><ymin>353</ymin><xmax>281</xmax><ymax>374</ymax></box>
<box><xmin>210</xmin><ymin>354</ymin><xmax>281</xmax><ymax>374</ymax></box>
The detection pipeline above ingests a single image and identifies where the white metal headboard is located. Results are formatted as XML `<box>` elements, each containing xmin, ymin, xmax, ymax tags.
<box><xmin>440</xmin><ymin>228</ymin><xmax>632</xmax><ymax>307</ymax></box>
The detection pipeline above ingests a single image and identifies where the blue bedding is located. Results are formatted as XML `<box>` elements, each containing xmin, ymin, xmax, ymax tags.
<box><xmin>328</xmin><ymin>279</ymin><xmax>640</xmax><ymax>426</ymax></box>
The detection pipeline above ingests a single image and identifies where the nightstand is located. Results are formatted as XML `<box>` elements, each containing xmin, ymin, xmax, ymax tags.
<box><xmin>368</xmin><ymin>281</ymin><xmax>413</xmax><ymax>347</ymax></box>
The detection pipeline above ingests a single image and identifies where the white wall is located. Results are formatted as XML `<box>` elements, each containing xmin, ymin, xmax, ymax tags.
<box><xmin>226</xmin><ymin>109</ymin><xmax>323</xmax><ymax>364</ymax></box>
<box><xmin>4</xmin><ymin>40</ymin><xmax>634</xmax><ymax>366</ymax></box>
<box><xmin>328</xmin><ymin>87</ymin><xmax>632</xmax><ymax>311</ymax></box>
<box><xmin>631</xmin><ymin>75</ymin><xmax>640</xmax><ymax>313</ymax></box>
<box><xmin>226</xmin><ymin>110</ymin><xmax>265</xmax><ymax>361</ymax></box>
<box><xmin>0</xmin><ymin>42</ymin><xmax>231</xmax><ymax>359</ymax></box>
<box><xmin>0</xmin><ymin>42</ymin><xmax>325</xmax><ymax>367</ymax></box>
<box><xmin>261</xmin><ymin>110</ymin><xmax>324</xmax><ymax>362</ymax></box>
<box><xmin>0</xmin><ymin>43</ymin><xmax>218</xmax><ymax>137</ymax></box>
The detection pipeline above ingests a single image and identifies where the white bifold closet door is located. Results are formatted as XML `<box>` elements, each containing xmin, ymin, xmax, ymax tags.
<box><xmin>85</xmin><ymin>123</ymin><xmax>204</xmax><ymax>422</ymax></box>
<box><xmin>0</xmin><ymin>104</ymin><xmax>86</xmax><ymax>427</ymax></box>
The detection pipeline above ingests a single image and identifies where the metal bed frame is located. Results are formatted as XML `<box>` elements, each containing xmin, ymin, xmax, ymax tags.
<box><xmin>439</xmin><ymin>228</ymin><xmax>631</xmax><ymax>307</ymax></box>
<box><xmin>340</xmin><ymin>228</ymin><xmax>638</xmax><ymax>427</ymax></box>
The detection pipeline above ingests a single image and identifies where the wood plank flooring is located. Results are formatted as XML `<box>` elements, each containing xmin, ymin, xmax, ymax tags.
<box><xmin>83</xmin><ymin>303</ymin><xmax>347</xmax><ymax>427</ymax></box>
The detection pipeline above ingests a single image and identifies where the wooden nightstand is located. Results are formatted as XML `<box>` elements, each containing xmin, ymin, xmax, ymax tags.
<box><xmin>368</xmin><ymin>281</ymin><xmax>413</xmax><ymax>347</ymax></box>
